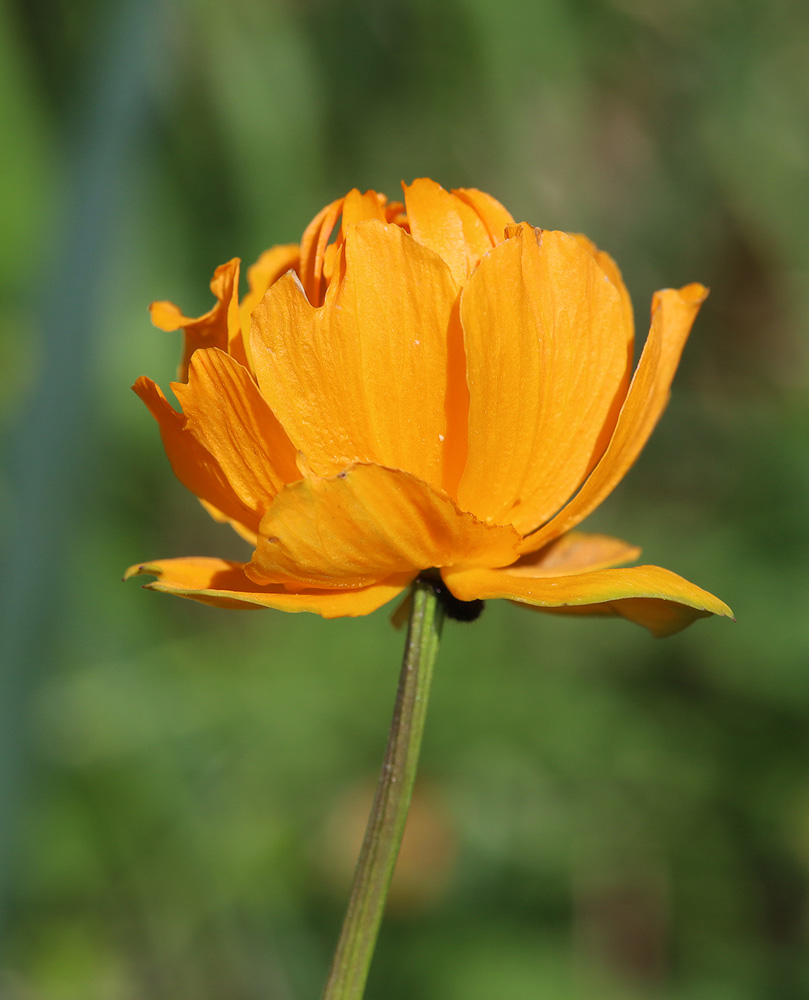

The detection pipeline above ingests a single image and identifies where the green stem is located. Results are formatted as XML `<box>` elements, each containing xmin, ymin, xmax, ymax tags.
<box><xmin>321</xmin><ymin>576</ymin><xmax>444</xmax><ymax>1000</ymax></box>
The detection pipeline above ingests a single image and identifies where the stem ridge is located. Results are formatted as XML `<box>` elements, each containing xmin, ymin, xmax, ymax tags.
<box><xmin>321</xmin><ymin>578</ymin><xmax>444</xmax><ymax>1000</ymax></box>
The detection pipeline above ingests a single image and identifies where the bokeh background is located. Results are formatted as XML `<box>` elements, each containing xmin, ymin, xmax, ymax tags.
<box><xmin>3</xmin><ymin>0</ymin><xmax>809</xmax><ymax>996</ymax></box>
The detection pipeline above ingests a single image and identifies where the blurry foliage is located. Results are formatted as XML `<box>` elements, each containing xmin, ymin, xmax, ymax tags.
<box><xmin>3</xmin><ymin>0</ymin><xmax>809</xmax><ymax>997</ymax></box>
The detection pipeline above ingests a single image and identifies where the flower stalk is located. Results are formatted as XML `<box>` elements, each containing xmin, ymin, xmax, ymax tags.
<box><xmin>321</xmin><ymin>576</ymin><xmax>445</xmax><ymax>1000</ymax></box>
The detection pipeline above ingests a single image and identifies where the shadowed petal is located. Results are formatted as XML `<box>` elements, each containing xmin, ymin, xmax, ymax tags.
<box><xmin>441</xmin><ymin>563</ymin><xmax>733</xmax><ymax>637</ymax></box>
<box><xmin>511</xmin><ymin>531</ymin><xmax>641</xmax><ymax>576</ymax></box>
<box><xmin>298</xmin><ymin>196</ymin><xmax>344</xmax><ymax>306</ymax></box>
<box><xmin>125</xmin><ymin>558</ymin><xmax>414</xmax><ymax>617</ymax></box>
<box><xmin>520</xmin><ymin>283</ymin><xmax>708</xmax><ymax>554</ymax></box>
<box><xmin>457</xmin><ymin>225</ymin><xmax>631</xmax><ymax>531</ymax></box>
<box><xmin>248</xmin><ymin>464</ymin><xmax>521</xmax><ymax>590</ymax></box>
<box><xmin>251</xmin><ymin>221</ymin><xmax>461</xmax><ymax>491</ymax></box>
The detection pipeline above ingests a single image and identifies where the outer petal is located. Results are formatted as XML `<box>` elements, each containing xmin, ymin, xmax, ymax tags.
<box><xmin>171</xmin><ymin>349</ymin><xmax>299</xmax><ymax>512</ymax></box>
<box><xmin>251</xmin><ymin>220</ymin><xmax>461</xmax><ymax>491</ymax></box>
<box><xmin>457</xmin><ymin>226</ymin><xmax>631</xmax><ymax>531</ymax></box>
<box><xmin>247</xmin><ymin>464</ymin><xmax>521</xmax><ymax>590</ymax></box>
<box><xmin>569</xmin><ymin>233</ymin><xmax>634</xmax><ymax>344</ymax></box>
<box><xmin>133</xmin><ymin>376</ymin><xmax>260</xmax><ymax>534</ymax></box>
<box><xmin>520</xmin><ymin>283</ymin><xmax>708</xmax><ymax>554</ymax></box>
<box><xmin>403</xmin><ymin>178</ymin><xmax>497</xmax><ymax>285</ymax></box>
<box><xmin>441</xmin><ymin>564</ymin><xmax>733</xmax><ymax>637</ymax></box>
<box><xmin>125</xmin><ymin>558</ymin><xmax>414</xmax><ymax>617</ymax></box>
<box><xmin>149</xmin><ymin>258</ymin><xmax>247</xmax><ymax>379</ymax></box>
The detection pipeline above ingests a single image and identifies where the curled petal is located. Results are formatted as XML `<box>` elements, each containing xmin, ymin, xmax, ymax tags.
<box><xmin>125</xmin><ymin>557</ymin><xmax>414</xmax><ymax>617</ymax></box>
<box><xmin>520</xmin><ymin>283</ymin><xmax>708</xmax><ymax>554</ymax></box>
<box><xmin>457</xmin><ymin>226</ymin><xmax>632</xmax><ymax>531</ymax></box>
<box><xmin>248</xmin><ymin>464</ymin><xmax>521</xmax><ymax>590</ymax></box>
<box><xmin>251</xmin><ymin>220</ymin><xmax>461</xmax><ymax>491</ymax></box>
<box><xmin>441</xmin><ymin>563</ymin><xmax>733</xmax><ymax>637</ymax></box>
<box><xmin>149</xmin><ymin>258</ymin><xmax>247</xmax><ymax>379</ymax></box>
<box><xmin>133</xmin><ymin>376</ymin><xmax>260</xmax><ymax>534</ymax></box>
<box><xmin>298</xmin><ymin>196</ymin><xmax>344</xmax><ymax>307</ymax></box>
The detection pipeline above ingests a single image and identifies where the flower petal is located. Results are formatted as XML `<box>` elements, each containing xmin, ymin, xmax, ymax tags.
<box><xmin>171</xmin><ymin>348</ymin><xmax>299</xmax><ymax>512</ymax></box>
<box><xmin>251</xmin><ymin>220</ymin><xmax>461</xmax><ymax>491</ymax></box>
<box><xmin>456</xmin><ymin>226</ymin><xmax>632</xmax><ymax>531</ymax></box>
<box><xmin>247</xmin><ymin>464</ymin><xmax>521</xmax><ymax>590</ymax></box>
<box><xmin>298</xmin><ymin>196</ymin><xmax>344</xmax><ymax>306</ymax></box>
<box><xmin>403</xmin><ymin>178</ymin><xmax>497</xmax><ymax>285</ymax></box>
<box><xmin>569</xmin><ymin>233</ymin><xmax>634</xmax><ymax>343</ymax></box>
<box><xmin>452</xmin><ymin>187</ymin><xmax>515</xmax><ymax>245</ymax></box>
<box><xmin>441</xmin><ymin>563</ymin><xmax>733</xmax><ymax>637</ymax></box>
<box><xmin>133</xmin><ymin>376</ymin><xmax>260</xmax><ymax>534</ymax></box>
<box><xmin>520</xmin><ymin>283</ymin><xmax>708</xmax><ymax>554</ymax></box>
<box><xmin>510</xmin><ymin>531</ymin><xmax>641</xmax><ymax>576</ymax></box>
<box><xmin>340</xmin><ymin>187</ymin><xmax>388</xmax><ymax>230</ymax></box>
<box><xmin>149</xmin><ymin>258</ymin><xmax>247</xmax><ymax>379</ymax></box>
<box><xmin>238</xmin><ymin>244</ymin><xmax>300</xmax><ymax>354</ymax></box>
<box><xmin>125</xmin><ymin>557</ymin><xmax>414</xmax><ymax>617</ymax></box>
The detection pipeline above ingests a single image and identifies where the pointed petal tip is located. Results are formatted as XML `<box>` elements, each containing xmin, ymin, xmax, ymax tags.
<box><xmin>123</xmin><ymin>561</ymin><xmax>160</xmax><ymax>582</ymax></box>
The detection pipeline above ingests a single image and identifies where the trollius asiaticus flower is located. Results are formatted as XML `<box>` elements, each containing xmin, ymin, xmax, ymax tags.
<box><xmin>127</xmin><ymin>179</ymin><xmax>731</xmax><ymax>636</ymax></box>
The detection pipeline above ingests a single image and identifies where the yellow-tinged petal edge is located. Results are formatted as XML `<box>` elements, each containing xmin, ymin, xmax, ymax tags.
<box><xmin>125</xmin><ymin>558</ymin><xmax>415</xmax><ymax>618</ymax></box>
<box><xmin>441</xmin><ymin>563</ymin><xmax>733</xmax><ymax>637</ymax></box>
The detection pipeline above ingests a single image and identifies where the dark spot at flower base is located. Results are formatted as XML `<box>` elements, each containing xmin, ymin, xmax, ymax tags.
<box><xmin>429</xmin><ymin>576</ymin><xmax>485</xmax><ymax>622</ymax></box>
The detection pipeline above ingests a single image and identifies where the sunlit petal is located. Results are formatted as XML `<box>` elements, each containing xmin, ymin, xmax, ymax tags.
<box><xmin>248</xmin><ymin>464</ymin><xmax>521</xmax><ymax>590</ymax></box>
<box><xmin>251</xmin><ymin>220</ymin><xmax>460</xmax><ymax>490</ymax></box>
<box><xmin>457</xmin><ymin>225</ymin><xmax>631</xmax><ymax>531</ymax></box>
<box><xmin>520</xmin><ymin>283</ymin><xmax>708</xmax><ymax>553</ymax></box>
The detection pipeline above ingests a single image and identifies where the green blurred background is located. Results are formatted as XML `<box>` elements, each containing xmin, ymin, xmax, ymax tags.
<box><xmin>3</xmin><ymin>0</ymin><xmax>809</xmax><ymax>996</ymax></box>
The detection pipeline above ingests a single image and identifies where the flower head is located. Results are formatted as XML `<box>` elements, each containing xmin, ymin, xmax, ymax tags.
<box><xmin>127</xmin><ymin>179</ymin><xmax>732</xmax><ymax>636</ymax></box>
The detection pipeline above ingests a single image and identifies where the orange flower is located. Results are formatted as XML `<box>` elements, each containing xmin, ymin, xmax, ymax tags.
<box><xmin>127</xmin><ymin>179</ymin><xmax>732</xmax><ymax>636</ymax></box>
